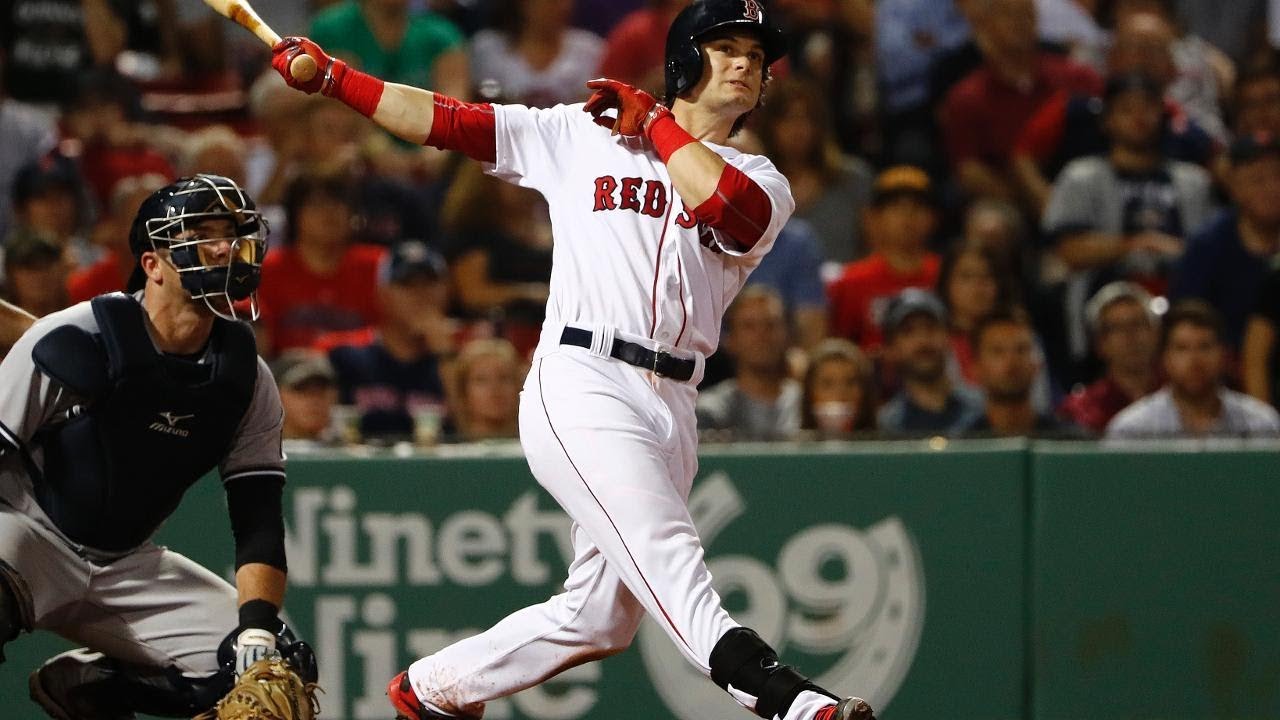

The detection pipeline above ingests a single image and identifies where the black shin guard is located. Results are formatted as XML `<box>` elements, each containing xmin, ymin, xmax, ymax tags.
<box><xmin>709</xmin><ymin>627</ymin><xmax>836</xmax><ymax>719</ymax></box>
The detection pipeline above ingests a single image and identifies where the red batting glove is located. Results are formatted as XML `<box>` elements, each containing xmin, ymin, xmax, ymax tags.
<box><xmin>271</xmin><ymin>36</ymin><xmax>385</xmax><ymax>118</ymax></box>
<box><xmin>584</xmin><ymin>78</ymin><xmax>671</xmax><ymax>140</ymax></box>
<box><xmin>271</xmin><ymin>36</ymin><xmax>341</xmax><ymax>96</ymax></box>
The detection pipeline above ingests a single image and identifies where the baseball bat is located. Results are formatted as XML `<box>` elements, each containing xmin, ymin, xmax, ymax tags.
<box><xmin>201</xmin><ymin>0</ymin><xmax>318</xmax><ymax>83</ymax></box>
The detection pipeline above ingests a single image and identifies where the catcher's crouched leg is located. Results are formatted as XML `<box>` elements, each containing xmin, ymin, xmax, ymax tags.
<box><xmin>29</xmin><ymin>648</ymin><xmax>233</xmax><ymax>720</ymax></box>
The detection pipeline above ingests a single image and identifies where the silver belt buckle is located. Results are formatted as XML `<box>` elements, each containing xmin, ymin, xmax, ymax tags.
<box><xmin>652</xmin><ymin>349</ymin><xmax>671</xmax><ymax>377</ymax></box>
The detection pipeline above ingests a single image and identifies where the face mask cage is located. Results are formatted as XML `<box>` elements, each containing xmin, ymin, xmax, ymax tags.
<box><xmin>142</xmin><ymin>176</ymin><xmax>269</xmax><ymax>322</ymax></box>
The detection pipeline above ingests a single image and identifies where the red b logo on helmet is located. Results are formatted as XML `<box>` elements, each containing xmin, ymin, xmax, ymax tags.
<box><xmin>742</xmin><ymin>0</ymin><xmax>762</xmax><ymax>22</ymax></box>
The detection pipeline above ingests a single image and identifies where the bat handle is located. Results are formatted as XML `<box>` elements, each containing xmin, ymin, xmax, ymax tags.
<box><xmin>289</xmin><ymin>54</ymin><xmax>318</xmax><ymax>83</ymax></box>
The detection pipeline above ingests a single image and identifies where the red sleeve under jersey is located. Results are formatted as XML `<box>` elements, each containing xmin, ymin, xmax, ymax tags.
<box><xmin>691</xmin><ymin>165</ymin><xmax>774</xmax><ymax>251</ymax></box>
<box><xmin>425</xmin><ymin>94</ymin><xmax>498</xmax><ymax>163</ymax></box>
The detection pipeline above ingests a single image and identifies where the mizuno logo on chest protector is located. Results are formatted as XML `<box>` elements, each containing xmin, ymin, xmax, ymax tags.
<box><xmin>149</xmin><ymin>411</ymin><xmax>194</xmax><ymax>437</ymax></box>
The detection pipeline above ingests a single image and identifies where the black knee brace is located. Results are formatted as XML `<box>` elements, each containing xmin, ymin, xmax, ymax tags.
<box><xmin>709</xmin><ymin>627</ymin><xmax>836</xmax><ymax>719</ymax></box>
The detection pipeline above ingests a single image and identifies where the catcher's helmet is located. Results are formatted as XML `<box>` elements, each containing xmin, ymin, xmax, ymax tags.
<box><xmin>664</xmin><ymin>0</ymin><xmax>787</xmax><ymax>104</ymax></box>
<box><xmin>128</xmin><ymin>174</ymin><xmax>267</xmax><ymax>321</ymax></box>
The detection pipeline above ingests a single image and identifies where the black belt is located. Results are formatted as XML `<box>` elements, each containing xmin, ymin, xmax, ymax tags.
<box><xmin>560</xmin><ymin>327</ymin><xmax>695</xmax><ymax>382</ymax></box>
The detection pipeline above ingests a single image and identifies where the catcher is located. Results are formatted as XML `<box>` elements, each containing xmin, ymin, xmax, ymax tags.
<box><xmin>0</xmin><ymin>174</ymin><xmax>318</xmax><ymax>719</ymax></box>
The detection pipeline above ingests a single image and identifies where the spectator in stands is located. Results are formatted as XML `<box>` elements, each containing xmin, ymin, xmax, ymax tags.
<box><xmin>1101</xmin><ymin>0</ymin><xmax>1234</xmax><ymax>142</ymax></box>
<box><xmin>449</xmin><ymin>338</ymin><xmax>523</xmax><ymax>442</ymax></box>
<box><xmin>754</xmin><ymin>78</ymin><xmax>874</xmax><ymax>265</ymax></box>
<box><xmin>1242</xmin><ymin>264</ymin><xmax>1280</xmax><ymax>408</ymax></box>
<box><xmin>9</xmin><ymin>155</ymin><xmax>98</xmax><ymax>271</ymax></box>
<box><xmin>272</xmin><ymin>350</ymin><xmax>343</xmax><ymax>446</ymax></box>
<box><xmin>828</xmin><ymin>166</ymin><xmax>940</xmax><ymax>351</ymax></box>
<box><xmin>1231</xmin><ymin>65</ymin><xmax>1280</xmax><ymax>139</ymax></box>
<box><xmin>963</xmin><ymin>306</ymin><xmax>1078</xmax><ymax>437</ymax></box>
<box><xmin>936</xmin><ymin>238</ymin><xmax>1018</xmax><ymax>383</ymax></box>
<box><xmin>1170</xmin><ymin>132</ymin><xmax>1280</xmax><ymax>354</ymax></box>
<box><xmin>182</xmin><ymin>125</ymin><xmax>247</xmax><ymax>187</ymax></box>
<box><xmin>310</xmin><ymin>0</ymin><xmax>469</xmax><ymax>101</ymax></box>
<box><xmin>0</xmin><ymin>52</ymin><xmax>57</xmax><ymax>244</ymax></box>
<box><xmin>1107</xmin><ymin>300</ymin><xmax>1280</xmax><ymax>438</ymax></box>
<box><xmin>1012</xmin><ymin>10</ymin><xmax>1216</xmax><ymax>216</ymax></box>
<box><xmin>875</xmin><ymin>0</ymin><xmax>971</xmax><ymax>169</ymax></box>
<box><xmin>58</xmin><ymin>70</ymin><xmax>175</xmax><ymax>209</ymax></box>
<box><xmin>2</xmin><ymin>230</ymin><xmax>70</xmax><ymax>318</ymax></box>
<box><xmin>1059</xmin><ymin>281</ymin><xmax>1161</xmax><ymax>434</ymax></box>
<box><xmin>470</xmin><ymin>0</ymin><xmax>604</xmax><ymax>106</ymax></box>
<box><xmin>942</xmin><ymin>0</ymin><xmax>1102</xmax><ymax>201</ymax></box>
<box><xmin>745</xmin><ymin>219</ymin><xmax>828</xmax><ymax>351</ymax></box>
<box><xmin>256</xmin><ymin>174</ymin><xmax>386</xmax><ymax>356</ymax></box>
<box><xmin>574</xmin><ymin>0</ymin><xmax>646</xmax><ymax>37</ymax></box>
<box><xmin>877</xmin><ymin>289</ymin><xmax>985</xmax><ymax>437</ymax></box>
<box><xmin>69</xmin><ymin>173</ymin><xmax>168</xmax><ymax>303</ymax></box>
<box><xmin>697</xmin><ymin>286</ymin><xmax>801</xmax><ymax>441</ymax></box>
<box><xmin>597</xmin><ymin>0</ymin><xmax>690</xmax><ymax>91</ymax></box>
<box><xmin>440</xmin><ymin>160</ymin><xmax>551</xmax><ymax>356</ymax></box>
<box><xmin>1043</xmin><ymin>72</ymin><xmax>1213</xmax><ymax>380</ymax></box>
<box><xmin>800</xmin><ymin>339</ymin><xmax>877</xmax><ymax>439</ymax></box>
<box><xmin>0</xmin><ymin>0</ymin><xmax>130</xmax><ymax>106</ymax></box>
<box><xmin>326</xmin><ymin>240</ymin><xmax>452</xmax><ymax>445</ymax></box>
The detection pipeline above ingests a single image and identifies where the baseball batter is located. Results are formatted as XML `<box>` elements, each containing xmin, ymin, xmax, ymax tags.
<box><xmin>0</xmin><ymin>175</ymin><xmax>315</xmax><ymax>719</ymax></box>
<box><xmin>272</xmin><ymin>2</ymin><xmax>876</xmax><ymax>719</ymax></box>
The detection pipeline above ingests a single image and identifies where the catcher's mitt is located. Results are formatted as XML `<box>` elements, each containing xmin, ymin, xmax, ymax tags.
<box><xmin>194</xmin><ymin>658</ymin><xmax>322</xmax><ymax>720</ymax></box>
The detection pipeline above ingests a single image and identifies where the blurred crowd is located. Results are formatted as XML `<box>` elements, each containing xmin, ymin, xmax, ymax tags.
<box><xmin>2</xmin><ymin>0</ymin><xmax>1280</xmax><ymax>447</ymax></box>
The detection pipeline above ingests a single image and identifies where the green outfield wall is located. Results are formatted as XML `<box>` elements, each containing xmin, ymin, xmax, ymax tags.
<box><xmin>2</xmin><ymin>440</ymin><xmax>1276</xmax><ymax>720</ymax></box>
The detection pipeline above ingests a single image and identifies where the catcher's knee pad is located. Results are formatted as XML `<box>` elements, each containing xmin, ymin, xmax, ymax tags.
<box><xmin>709</xmin><ymin>627</ymin><xmax>836</xmax><ymax>719</ymax></box>
<box><xmin>30</xmin><ymin>650</ymin><xmax>232</xmax><ymax>719</ymax></box>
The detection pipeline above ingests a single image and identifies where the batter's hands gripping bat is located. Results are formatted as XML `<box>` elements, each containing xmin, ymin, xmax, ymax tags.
<box><xmin>201</xmin><ymin>0</ymin><xmax>317</xmax><ymax>83</ymax></box>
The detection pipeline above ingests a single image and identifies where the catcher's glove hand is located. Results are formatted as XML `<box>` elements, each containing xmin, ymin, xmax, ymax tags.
<box><xmin>194</xmin><ymin>657</ymin><xmax>321</xmax><ymax>720</ymax></box>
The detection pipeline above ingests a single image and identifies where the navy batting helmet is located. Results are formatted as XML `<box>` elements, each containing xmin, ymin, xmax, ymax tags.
<box><xmin>128</xmin><ymin>174</ymin><xmax>268</xmax><ymax>321</ymax></box>
<box><xmin>664</xmin><ymin>0</ymin><xmax>787</xmax><ymax>105</ymax></box>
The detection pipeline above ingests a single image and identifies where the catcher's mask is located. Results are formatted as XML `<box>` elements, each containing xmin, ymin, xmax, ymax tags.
<box><xmin>217</xmin><ymin>621</ymin><xmax>319</xmax><ymax>685</ymax></box>
<box><xmin>128</xmin><ymin>174</ymin><xmax>267</xmax><ymax>322</ymax></box>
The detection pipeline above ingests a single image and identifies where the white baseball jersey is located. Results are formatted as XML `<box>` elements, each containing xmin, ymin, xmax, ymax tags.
<box><xmin>403</xmin><ymin>105</ymin><xmax>845</xmax><ymax>720</ymax></box>
<box><xmin>486</xmin><ymin>102</ymin><xmax>795</xmax><ymax>360</ymax></box>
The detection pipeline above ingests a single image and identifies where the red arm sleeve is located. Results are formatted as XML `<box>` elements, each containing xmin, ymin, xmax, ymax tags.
<box><xmin>425</xmin><ymin>95</ymin><xmax>498</xmax><ymax>164</ymax></box>
<box><xmin>691</xmin><ymin>165</ymin><xmax>774</xmax><ymax>251</ymax></box>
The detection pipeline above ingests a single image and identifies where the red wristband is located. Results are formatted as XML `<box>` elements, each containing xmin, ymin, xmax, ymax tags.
<box><xmin>327</xmin><ymin>61</ymin><xmax>385</xmax><ymax>119</ymax></box>
<box><xmin>647</xmin><ymin>112</ymin><xmax>698</xmax><ymax>164</ymax></box>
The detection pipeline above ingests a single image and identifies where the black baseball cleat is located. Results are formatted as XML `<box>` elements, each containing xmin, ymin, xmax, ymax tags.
<box><xmin>29</xmin><ymin>663</ymin><xmax>130</xmax><ymax>720</ymax></box>
<box><xmin>813</xmin><ymin>696</ymin><xmax>877</xmax><ymax>720</ymax></box>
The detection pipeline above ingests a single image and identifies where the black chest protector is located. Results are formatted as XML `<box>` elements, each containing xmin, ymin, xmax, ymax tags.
<box><xmin>30</xmin><ymin>294</ymin><xmax>258</xmax><ymax>552</ymax></box>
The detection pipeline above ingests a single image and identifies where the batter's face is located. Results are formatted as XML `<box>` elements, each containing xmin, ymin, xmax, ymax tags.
<box><xmin>691</xmin><ymin>32</ymin><xmax>766</xmax><ymax>118</ymax></box>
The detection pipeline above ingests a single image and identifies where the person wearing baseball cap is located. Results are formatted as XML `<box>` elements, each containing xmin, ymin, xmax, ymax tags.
<box><xmin>326</xmin><ymin>239</ymin><xmax>454</xmax><ymax>445</ymax></box>
<box><xmin>272</xmin><ymin>350</ymin><xmax>342</xmax><ymax>445</ymax></box>
<box><xmin>828</xmin><ymin>166</ymin><xmax>941</xmax><ymax>350</ymax></box>
<box><xmin>1169</xmin><ymin>130</ymin><xmax>1280</xmax><ymax>354</ymax></box>
<box><xmin>876</xmin><ymin>288</ymin><xmax>985</xmax><ymax>437</ymax></box>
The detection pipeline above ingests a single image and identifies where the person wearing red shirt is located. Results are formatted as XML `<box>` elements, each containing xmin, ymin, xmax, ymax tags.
<box><xmin>828</xmin><ymin>165</ymin><xmax>940</xmax><ymax>351</ymax></box>
<box><xmin>256</xmin><ymin>174</ymin><xmax>386</xmax><ymax>356</ymax></box>
<box><xmin>942</xmin><ymin>0</ymin><xmax>1101</xmax><ymax>202</ymax></box>
<box><xmin>1059</xmin><ymin>281</ymin><xmax>1160</xmax><ymax>434</ymax></box>
<box><xmin>597</xmin><ymin>0</ymin><xmax>691</xmax><ymax>91</ymax></box>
